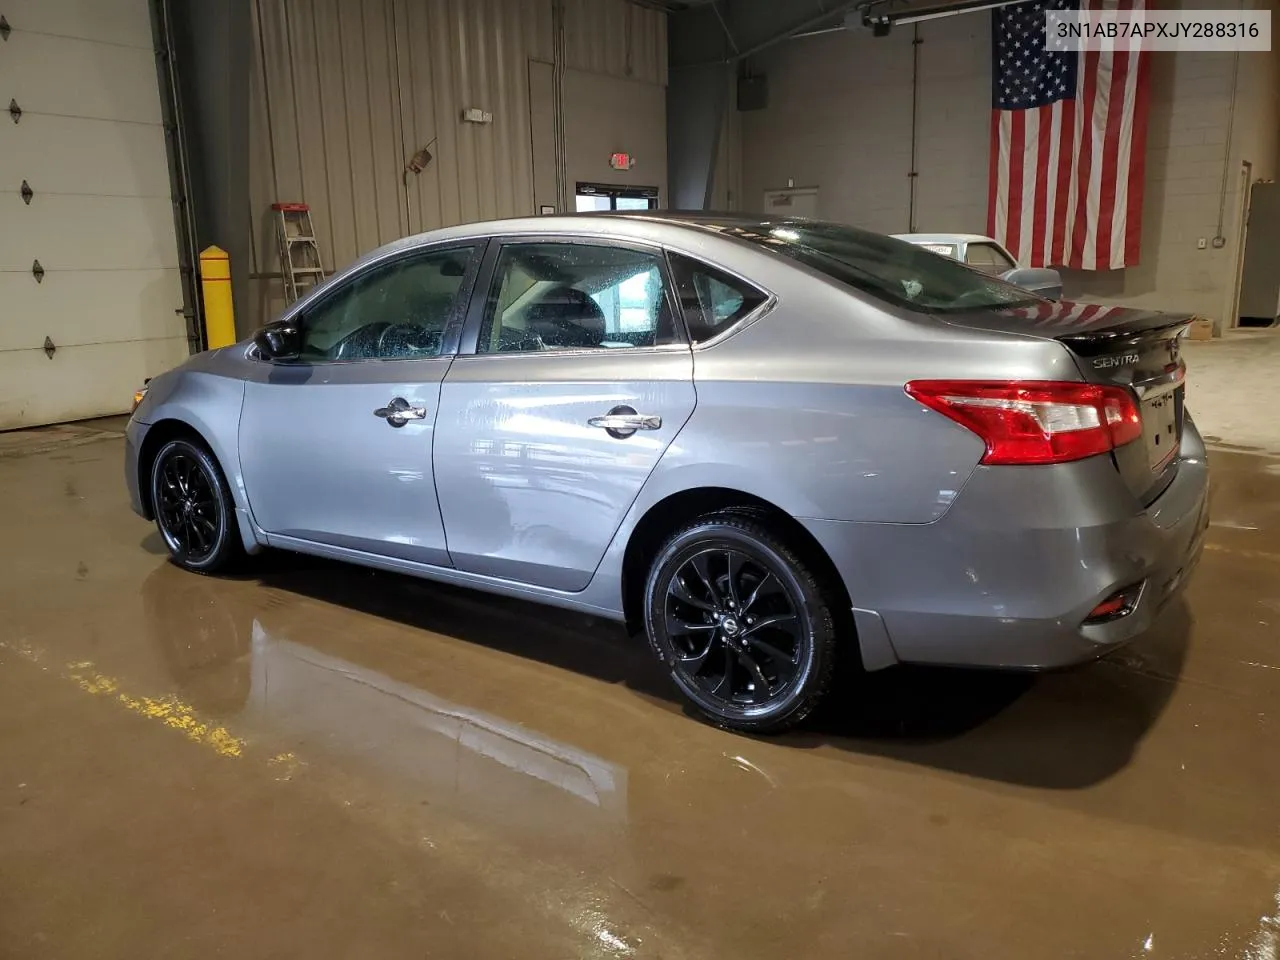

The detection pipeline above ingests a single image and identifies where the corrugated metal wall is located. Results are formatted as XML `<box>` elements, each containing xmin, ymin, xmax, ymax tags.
<box><xmin>396</xmin><ymin>0</ymin><xmax>554</xmax><ymax>234</ymax></box>
<box><xmin>562</xmin><ymin>0</ymin><xmax>666</xmax><ymax>85</ymax></box>
<box><xmin>248</xmin><ymin>0</ymin><xmax>665</xmax><ymax>331</ymax></box>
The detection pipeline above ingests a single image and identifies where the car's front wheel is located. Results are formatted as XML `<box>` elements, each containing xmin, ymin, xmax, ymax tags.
<box><xmin>150</xmin><ymin>438</ymin><xmax>243</xmax><ymax>574</ymax></box>
<box><xmin>643</xmin><ymin>513</ymin><xmax>839</xmax><ymax>734</ymax></box>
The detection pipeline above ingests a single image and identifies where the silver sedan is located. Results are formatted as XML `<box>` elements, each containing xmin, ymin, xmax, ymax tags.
<box><xmin>125</xmin><ymin>214</ymin><xmax>1209</xmax><ymax>733</ymax></box>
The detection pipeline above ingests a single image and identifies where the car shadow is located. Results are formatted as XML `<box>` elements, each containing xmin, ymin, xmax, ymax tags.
<box><xmin>788</xmin><ymin>600</ymin><xmax>1190</xmax><ymax>789</ymax></box>
<box><xmin>143</xmin><ymin>543</ymin><xmax>1189</xmax><ymax>790</ymax></box>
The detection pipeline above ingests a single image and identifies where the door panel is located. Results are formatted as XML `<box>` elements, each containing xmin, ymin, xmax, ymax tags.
<box><xmin>4</xmin><ymin>28</ymin><xmax>164</xmax><ymax>123</ymax></box>
<box><xmin>240</xmin><ymin>362</ymin><xmax>453</xmax><ymax>564</ymax></box>
<box><xmin>0</xmin><ymin>335</ymin><xmax>189</xmax><ymax>431</ymax></box>
<box><xmin>435</xmin><ymin>349</ymin><xmax>695</xmax><ymax>591</ymax></box>
<box><xmin>237</xmin><ymin>243</ymin><xmax>481</xmax><ymax>562</ymax></box>
<box><xmin>434</xmin><ymin>237</ymin><xmax>695</xmax><ymax>591</ymax></box>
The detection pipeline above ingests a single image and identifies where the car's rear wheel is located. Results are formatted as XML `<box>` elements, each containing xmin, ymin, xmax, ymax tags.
<box><xmin>643</xmin><ymin>513</ymin><xmax>839</xmax><ymax>734</ymax></box>
<box><xmin>150</xmin><ymin>438</ymin><xmax>243</xmax><ymax>574</ymax></box>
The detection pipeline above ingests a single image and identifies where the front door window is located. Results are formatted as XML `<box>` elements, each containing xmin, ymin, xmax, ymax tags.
<box><xmin>292</xmin><ymin>246</ymin><xmax>477</xmax><ymax>362</ymax></box>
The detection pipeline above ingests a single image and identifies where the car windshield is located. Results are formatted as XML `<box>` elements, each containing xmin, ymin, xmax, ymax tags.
<box><xmin>701</xmin><ymin>220</ymin><xmax>1043</xmax><ymax>314</ymax></box>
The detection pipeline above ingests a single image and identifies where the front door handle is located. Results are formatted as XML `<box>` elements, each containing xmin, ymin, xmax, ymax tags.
<box><xmin>588</xmin><ymin>406</ymin><xmax>661</xmax><ymax>438</ymax></box>
<box><xmin>374</xmin><ymin>397</ymin><xmax>427</xmax><ymax>428</ymax></box>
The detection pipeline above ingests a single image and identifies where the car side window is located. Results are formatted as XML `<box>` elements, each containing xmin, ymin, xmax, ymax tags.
<box><xmin>964</xmin><ymin>243</ymin><xmax>1015</xmax><ymax>275</ymax></box>
<box><xmin>293</xmin><ymin>245</ymin><xmax>477</xmax><ymax>362</ymax></box>
<box><xmin>667</xmin><ymin>252</ymin><xmax>769</xmax><ymax>343</ymax></box>
<box><xmin>476</xmin><ymin>242</ymin><xmax>677</xmax><ymax>354</ymax></box>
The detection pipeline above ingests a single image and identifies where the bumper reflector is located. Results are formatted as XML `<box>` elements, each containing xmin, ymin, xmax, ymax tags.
<box><xmin>1084</xmin><ymin>584</ymin><xmax>1143</xmax><ymax>624</ymax></box>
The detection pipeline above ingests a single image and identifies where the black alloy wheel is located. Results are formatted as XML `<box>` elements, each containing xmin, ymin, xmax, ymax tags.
<box><xmin>644</xmin><ymin>513</ymin><xmax>839</xmax><ymax>733</ymax></box>
<box><xmin>151</xmin><ymin>438</ymin><xmax>242</xmax><ymax>574</ymax></box>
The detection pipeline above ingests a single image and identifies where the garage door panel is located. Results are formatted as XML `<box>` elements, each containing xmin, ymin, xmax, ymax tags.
<box><xmin>0</xmin><ymin>194</ymin><xmax>179</xmax><ymax>272</ymax></box>
<box><xmin>0</xmin><ymin>337</ymin><xmax>190</xmax><ymax>431</ymax></box>
<box><xmin>0</xmin><ymin>114</ymin><xmax>171</xmax><ymax>198</ymax></box>
<box><xmin>0</xmin><ymin>269</ymin><xmax>186</xmax><ymax>353</ymax></box>
<box><xmin>1</xmin><ymin>0</ymin><xmax>184</xmax><ymax>430</ymax></box>
<box><xmin>0</xmin><ymin>31</ymin><xmax>163</xmax><ymax>124</ymax></box>
<box><xmin>3</xmin><ymin>0</ymin><xmax>155</xmax><ymax>48</ymax></box>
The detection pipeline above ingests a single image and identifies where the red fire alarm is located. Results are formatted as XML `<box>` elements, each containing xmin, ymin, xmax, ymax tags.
<box><xmin>609</xmin><ymin>152</ymin><xmax>634</xmax><ymax>171</ymax></box>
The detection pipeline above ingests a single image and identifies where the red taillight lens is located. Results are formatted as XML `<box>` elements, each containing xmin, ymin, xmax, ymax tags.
<box><xmin>904</xmin><ymin>380</ymin><xmax>1142</xmax><ymax>465</ymax></box>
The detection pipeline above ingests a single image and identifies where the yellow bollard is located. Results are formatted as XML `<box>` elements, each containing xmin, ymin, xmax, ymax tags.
<box><xmin>199</xmin><ymin>245</ymin><xmax>237</xmax><ymax>349</ymax></box>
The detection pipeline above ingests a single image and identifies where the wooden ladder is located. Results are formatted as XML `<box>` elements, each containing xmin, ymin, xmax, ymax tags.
<box><xmin>272</xmin><ymin>202</ymin><xmax>325</xmax><ymax>304</ymax></box>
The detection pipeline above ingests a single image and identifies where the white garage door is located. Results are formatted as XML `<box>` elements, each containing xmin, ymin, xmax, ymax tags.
<box><xmin>0</xmin><ymin>0</ymin><xmax>191</xmax><ymax>431</ymax></box>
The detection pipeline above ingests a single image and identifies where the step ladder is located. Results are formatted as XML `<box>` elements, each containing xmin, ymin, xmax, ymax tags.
<box><xmin>272</xmin><ymin>202</ymin><xmax>326</xmax><ymax>304</ymax></box>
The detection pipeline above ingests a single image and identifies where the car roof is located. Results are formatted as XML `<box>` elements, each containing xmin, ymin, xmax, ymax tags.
<box><xmin>405</xmin><ymin>210</ymin><xmax>923</xmax><ymax>242</ymax></box>
<box><xmin>331</xmin><ymin>211</ymin><xmax>891</xmax><ymax>283</ymax></box>
<box><xmin>892</xmin><ymin>232</ymin><xmax>995</xmax><ymax>245</ymax></box>
<box><xmin>439</xmin><ymin>210</ymin><xmax>845</xmax><ymax>237</ymax></box>
<box><xmin>341</xmin><ymin>211</ymin><xmax>796</xmax><ymax>256</ymax></box>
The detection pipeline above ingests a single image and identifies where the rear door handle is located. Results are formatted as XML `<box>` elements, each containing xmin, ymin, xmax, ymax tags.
<box><xmin>375</xmin><ymin>397</ymin><xmax>426</xmax><ymax>427</ymax></box>
<box><xmin>588</xmin><ymin>414</ymin><xmax>662</xmax><ymax>431</ymax></box>
<box><xmin>588</xmin><ymin>406</ymin><xmax>661</xmax><ymax>438</ymax></box>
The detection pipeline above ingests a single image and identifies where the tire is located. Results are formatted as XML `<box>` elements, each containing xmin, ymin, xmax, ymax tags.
<box><xmin>643</xmin><ymin>512</ymin><xmax>839</xmax><ymax>734</ymax></box>
<box><xmin>149</xmin><ymin>438</ymin><xmax>244</xmax><ymax>575</ymax></box>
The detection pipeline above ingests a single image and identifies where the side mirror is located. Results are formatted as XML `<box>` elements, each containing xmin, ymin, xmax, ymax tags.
<box><xmin>1001</xmin><ymin>266</ymin><xmax>1063</xmax><ymax>300</ymax></box>
<box><xmin>252</xmin><ymin>320</ymin><xmax>302</xmax><ymax>361</ymax></box>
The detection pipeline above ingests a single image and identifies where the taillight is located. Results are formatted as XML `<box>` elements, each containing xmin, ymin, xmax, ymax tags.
<box><xmin>904</xmin><ymin>380</ymin><xmax>1142</xmax><ymax>465</ymax></box>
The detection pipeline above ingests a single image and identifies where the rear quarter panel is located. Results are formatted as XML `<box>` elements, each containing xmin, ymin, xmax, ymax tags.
<box><xmin>662</xmin><ymin>265</ymin><xmax>1081</xmax><ymax>525</ymax></box>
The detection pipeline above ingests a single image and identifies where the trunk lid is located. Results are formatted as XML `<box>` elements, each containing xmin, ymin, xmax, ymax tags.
<box><xmin>938</xmin><ymin>300</ymin><xmax>1193</xmax><ymax>503</ymax></box>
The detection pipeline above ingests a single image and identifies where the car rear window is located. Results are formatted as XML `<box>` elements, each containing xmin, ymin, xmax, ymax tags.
<box><xmin>706</xmin><ymin>221</ymin><xmax>1042</xmax><ymax>314</ymax></box>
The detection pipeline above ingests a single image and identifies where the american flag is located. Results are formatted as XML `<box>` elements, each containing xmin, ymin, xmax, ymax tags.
<box><xmin>987</xmin><ymin>0</ymin><xmax>1152</xmax><ymax>271</ymax></box>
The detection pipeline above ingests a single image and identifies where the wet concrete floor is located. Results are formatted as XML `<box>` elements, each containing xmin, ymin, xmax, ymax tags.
<box><xmin>1</xmin><ymin>428</ymin><xmax>1279</xmax><ymax>958</ymax></box>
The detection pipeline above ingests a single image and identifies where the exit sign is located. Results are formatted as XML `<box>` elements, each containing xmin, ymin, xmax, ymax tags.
<box><xmin>609</xmin><ymin>152</ymin><xmax>634</xmax><ymax>170</ymax></box>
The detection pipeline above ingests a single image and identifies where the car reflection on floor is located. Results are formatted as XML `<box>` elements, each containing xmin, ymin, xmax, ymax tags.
<box><xmin>140</xmin><ymin>563</ymin><xmax>628</xmax><ymax>845</ymax></box>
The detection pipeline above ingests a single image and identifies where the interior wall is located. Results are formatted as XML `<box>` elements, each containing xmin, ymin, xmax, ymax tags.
<box><xmin>739</xmin><ymin>27</ymin><xmax>915</xmax><ymax>235</ymax></box>
<box><xmin>248</xmin><ymin>0</ymin><xmax>666</xmax><ymax>333</ymax></box>
<box><xmin>564</xmin><ymin>69</ymin><xmax>667</xmax><ymax>200</ymax></box>
<box><xmin>710</xmin><ymin>68</ymin><xmax>743</xmax><ymax>211</ymax></box>
<box><xmin>170</xmin><ymin>0</ymin><xmax>251</xmax><ymax>331</ymax></box>
<box><xmin>563</xmin><ymin>0</ymin><xmax>667</xmax><ymax>85</ymax></box>
<box><xmin>733</xmin><ymin>0</ymin><xmax>1277</xmax><ymax>325</ymax></box>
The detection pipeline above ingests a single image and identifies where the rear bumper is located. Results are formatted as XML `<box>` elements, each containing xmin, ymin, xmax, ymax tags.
<box><xmin>804</xmin><ymin>415</ymin><xmax>1210</xmax><ymax>670</ymax></box>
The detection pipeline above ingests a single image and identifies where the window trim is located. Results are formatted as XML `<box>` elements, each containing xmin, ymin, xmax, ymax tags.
<box><xmin>663</xmin><ymin>247</ymin><xmax>777</xmax><ymax>351</ymax></box>
<box><xmin>247</xmin><ymin>239</ymin><xmax>488</xmax><ymax>365</ymax></box>
<box><xmin>454</xmin><ymin>234</ymin><xmax>689</xmax><ymax>359</ymax></box>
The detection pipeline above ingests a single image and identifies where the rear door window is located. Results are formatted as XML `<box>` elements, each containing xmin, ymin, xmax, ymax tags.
<box><xmin>475</xmin><ymin>242</ymin><xmax>678</xmax><ymax>353</ymax></box>
<box><xmin>667</xmin><ymin>252</ymin><xmax>769</xmax><ymax>343</ymax></box>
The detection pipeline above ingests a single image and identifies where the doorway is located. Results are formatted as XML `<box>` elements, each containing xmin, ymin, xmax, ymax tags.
<box><xmin>762</xmin><ymin>187</ymin><xmax>819</xmax><ymax>219</ymax></box>
<box><xmin>574</xmin><ymin>182</ymin><xmax>659</xmax><ymax>212</ymax></box>
<box><xmin>1237</xmin><ymin>180</ymin><xmax>1280</xmax><ymax>327</ymax></box>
